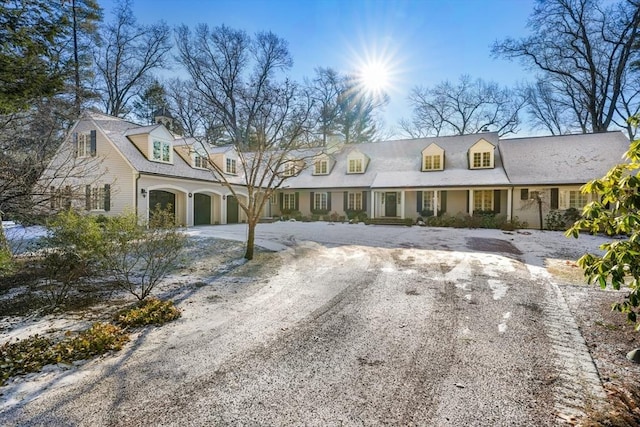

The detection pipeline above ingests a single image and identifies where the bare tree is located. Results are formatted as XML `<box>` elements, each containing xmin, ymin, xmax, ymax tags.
<box><xmin>176</xmin><ymin>24</ymin><xmax>315</xmax><ymax>260</ymax></box>
<box><xmin>493</xmin><ymin>0</ymin><xmax>640</xmax><ymax>134</ymax></box>
<box><xmin>94</xmin><ymin>0</ymin><xmax>171</xmax><ymax>117</ymax></box>
<box><xmin>402</xmin><ymin>75</ymin><xmax>524</xmax><ymax>137</ymax></box>
<box><xmin>307</xmin><ymin>67</ymin><xmax>342</xmax><ymax>146</ymax></box>
<box><xmin>524</xmin><ymin>79</ymin><xmax>579</xmax><ymax>135</ymax></box>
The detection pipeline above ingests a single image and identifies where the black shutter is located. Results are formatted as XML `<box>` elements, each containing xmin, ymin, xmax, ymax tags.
<box><xmin>551</xmin><ymin>188</ymin><xmax>559</xmax><ymax>209</ymax></box>
<box><xmin>104</xmin><ymin>184</ymin><xmax>111</xmax><ymax>211</ymax></box>
<box><xmin>494</xmin><ymin>190</ymin><xmax>501</xmax><ymax>213</ymax></box>
<box><xmin>362</xmin><ymin>191</ymin><xmax>367</xmax><ymax>210</ymax></box>
<box><xmin>310</xmin><ymin>191</ymin><xmax>314</xmax><ymax>211</ymax></box>
<box><xmin>90</xmin><ymin>130</ymin><xmax>97</xmax><ymax>156</ymax></box>
<box><xmin>327</xmin><ymin>192</ymin><xmax>332</xmax><ymax>210</ymax></box>
<box><xmin>85</xmin><ymin>185</ymin><xmax>91</xmax><ymax>210</ymax></box>
<box><xmin>520</xmin><ymin>189</ymin><xmax>528</xmax><ymax>200</ymax></box>
<box><xmin>279</xmin><ymin>192</ymin><xmax>283</xmax><ymax>209</ymax></box>
<box><xmin>416</xmin><ymin>191</ymin><xmax>422</xmax><ymax>212</ymax></box>
<box><xmin>73</xmin><ymin>133</ymin><xmax>78</xmax><ymax>157</ymax></box>
<box><xmin>467</xmin><ymin>191</ymin><xmax>470</xmax><ymax>213</ymax></box>
<box><xmin>441</xmin><ymin>191</ymin><xmax>447</xmax><ymax>214</ymax></box>
<box><xmin>344</xmin><ymin>191</ymin><xmax>348</xmax><ymax>210</ymax></box>
<box><xmin>294</xmin><ymin>192</ymin><xmax>299</xmax><ymax>210</ymax></box>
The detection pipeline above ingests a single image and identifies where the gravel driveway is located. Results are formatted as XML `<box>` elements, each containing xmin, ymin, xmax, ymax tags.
<box><xmin>0</xmin><ymin>223</ymin><xmax>610</xmax><ymax>426</ymax></box>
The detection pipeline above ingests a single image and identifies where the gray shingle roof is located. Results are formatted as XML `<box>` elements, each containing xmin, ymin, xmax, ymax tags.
<box><xmin>499</xmin><ymin>132</ymin><xmax>629</xmax><ymax>185</ymax></box>
<box><xmin>288</xmin><ymin>132</ymin><xmax>511</xmax><ymax>189</ymax></box>
<box><xmin>86</xmin><ymin>112</ymin><xmax>245</xmax><ymax>185</ymax></box>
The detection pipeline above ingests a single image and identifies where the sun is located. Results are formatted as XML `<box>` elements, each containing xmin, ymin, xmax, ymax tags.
<box><xmin>359</xmin><ymin>61</ymin><xmax>391</xmax><ymax>94</ymax></box>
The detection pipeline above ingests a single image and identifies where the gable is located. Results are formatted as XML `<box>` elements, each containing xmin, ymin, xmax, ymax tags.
<box><xmin>346</xmin><ymin>149</ymin><xmax>369</xmax><ymax>174</ymax></box>
<box><xmin>468</xmin><ymin>138</ymin><xmax>495</xmax><ymax>169</ymax></box>
<box><xmin>421</xmin><ymin>143</ymin><xmax>445</xmax><ymax>171</ymax></box>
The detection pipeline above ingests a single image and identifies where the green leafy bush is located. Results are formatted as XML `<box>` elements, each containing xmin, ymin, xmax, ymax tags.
<box><xmin>0</xmin><ymin>322</ymin><xmax>128</xmax><ymax>385</ymax></box>
<box><xmin>114</xmin><ymin>298</ymin><xmax>181</xmax><ymax>327</ymax></box>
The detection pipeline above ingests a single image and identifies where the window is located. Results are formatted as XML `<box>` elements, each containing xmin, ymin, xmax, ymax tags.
<box><xmin>348</xmin><ymin>158</ymin><xmax>363</xmax><ymax>173</ymax></box>
<box><xmin>314</xmin><ymin>159</ymin><xmax>328</xmax><ymax>175</ymax></box>
<box><xmin>423</xmin><ymin>155</ymin><xmax>441</xmax><ymax>171</ymax></box>
<box><xmin>152</xmin><ymin>140</ymin><xmax>171</xmax><ymax>162</ymax></box>
<box><xmin>270</xmin><ymin>194</ymin><xmax>277</xmax><ymax>205</ymax></box>
<box><xmin>89</xmin><ymin>186</ymin><xmax>105</xmax><ymax>210</ymax></box>
<box><xmin>77</xmin><ymin>133</ymin><xmax>90</xmax><ymax>157</ymax></box>
<box><xmin>520</xmin><ymin>189</ymin><xmax>529</xmax><ymax>200</ymax></box>
<box><xmin>314</xmin><ymin>192</ymin><xmax>328</xmax><ymax>210</ymax></box>
<box><xmin>348</xmin><ymin>192</ymin><xmax>363</xmax><ymax>210</ymax></box>
<box><xmin>194</xmin><ymin>153</ymin><xmax>207</xmax><ymax>168</ymax></box>
<box><xmin>422</xmin><ymin>191</ymin><xmax>435</xmax><ymax>212</ymax></box>
<box><xmin>473</xmin><ymin>190</ymin><xmax>493</xmax><ymax>211</ymax></box>
<box><xmin>283</xmin><ymin>193</ymin><xmax>296</xmax><ymax>210</ymax></box>
<box><xmin>226</xmin><ymin>158</ymin><xmax>237</xmax><ymax>174</ymax></box>
<box><xmin>568</xmin><ymin>190</ymin><xmax>588</xmax><ymax>209</ymax></box>
<box><xmin>472</xmin><ymin>151</ymin><xmax>492</xmax><ymax>168</ymax></box>
<box><xmin>284</xmin><ymin>161</ymin><xmax>296</xmax><ymax>176</ymax></box>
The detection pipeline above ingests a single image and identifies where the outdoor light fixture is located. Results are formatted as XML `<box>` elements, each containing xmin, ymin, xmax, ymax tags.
<box><xmin>223</xmin><ymin>195</ymin><xmax>226</xmax><ymax>200</ymax></box>
<box><xmin>188</xmin><ymin>192</ymin><xmax>193</xmax><ymax>198</ymax></box>
<box><xmin>141</xmin><ymin>188</ymin><xmax>147</xmax><ymax>197</ymax></box>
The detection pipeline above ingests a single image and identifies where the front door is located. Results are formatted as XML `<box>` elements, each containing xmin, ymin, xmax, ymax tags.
<box><xmin>385</xmin><ymin>192</ymin><xmax>397</xmax><ymax>217</ymax></box>
<box><xmin>226</xmin><ymin>195</ymin><xmax>239</xmax><ymax>223</ymax></box>
<box><xmin>194</xmin><ymin>193</ymin><xmax>211</xmax><ymax>225</ymax></box>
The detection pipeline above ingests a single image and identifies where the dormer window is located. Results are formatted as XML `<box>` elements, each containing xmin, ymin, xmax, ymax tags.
<box><xmin>469</xmin><ymin>138</ymin><xmax>495</xmax><ymax>169</ymax></box>
<box><xmin>194</xmin><ymin>152</ymin><xmax>207</xmax><ymax>168</ymax></box>
<box><xmin>423</xmin><ymin>154</ymin><xmax>441</xmax><ymax>171</ymax></box>
<box><xmin>473</xmin><ymin>152</ymin><xmax>491</xmax><ymax>168</ymax></box>
<box><xmin>226</xmin><ymin>158</ymin><xmax>237</xmax><ymax>174</ymax></box>
<box><xmin>421</xmin><ymin>143</ymin><xmax>444</xmax><ymax>172</ymax></box>
<box><xmin>152</xmin><ymin>140</ymin><xmax>172</xmax><ymax>163</ymax></box>
<box><xmin>348</xmin><ymin>158</ymin><xmax>363</xmax><ymax>173</ymax></box>
<box><xmin>314</xmin><ymin>159</ymin><xmax>328</xmax><ymax>175</ymax></box>
<box><xmin>284</xmin><ymin>161</ymin><xmax>297</xmax><ymax>176</ymax></box>
<box><xmin>346</xmin><ymin>149</ymin><xmax>368</xmax><ymax>174</ymax></box>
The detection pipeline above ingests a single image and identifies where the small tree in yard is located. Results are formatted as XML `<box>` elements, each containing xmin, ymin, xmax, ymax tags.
<box><xmin>567</xmin><ymin>132</ymin><xmax>640</xmax><ymax>329</ymax></box>
<box><xmin>101</xmin><ymin>206</ymin><xmax>186</xmax><ymax>300</ymax></box>
<box><xmin>176</xmin><ymin>24</ymin><xmax>316</xmax><ymax>260</ymax></box>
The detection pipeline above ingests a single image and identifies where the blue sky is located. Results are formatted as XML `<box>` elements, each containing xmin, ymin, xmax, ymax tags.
<box><xmin>107</xmin><ymin>0</ymin><xmax>538</xmax><ymax>137</ymax></box>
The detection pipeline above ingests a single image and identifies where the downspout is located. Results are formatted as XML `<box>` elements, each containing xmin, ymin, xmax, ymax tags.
<box><xmin>135</xmin><ymin>173</ymin><xmax>141</xmax><ymax>218</ymax></box>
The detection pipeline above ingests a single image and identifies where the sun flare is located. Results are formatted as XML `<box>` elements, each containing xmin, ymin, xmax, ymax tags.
<box><xmin>359</xmin><ymin>61</ymin><xmax>391</xmax><ymax>94</ymax></box>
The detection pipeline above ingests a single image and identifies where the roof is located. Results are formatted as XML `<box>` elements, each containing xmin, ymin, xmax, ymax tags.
<box><xmin>499</xmin><ymin>132</ymin><xmax>629</xmax><ymax>185</ymax></box>
<box><xmin>288</xmin><ymin>132</ymin><xmax>511</xmax><ymax>190</ymax></box>
<box><xmin>85</xmin><ymin>112</ymin><xmax>245</xmax><ymax>185</ymax></box>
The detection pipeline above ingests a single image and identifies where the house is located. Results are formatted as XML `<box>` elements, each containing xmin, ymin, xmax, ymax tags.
<box><xmin>39</xmin><ymin>112</ymin><xmax>259</xmax><ymax>226</ymax></box>
<box><xmin>38</xmin><ymin>112</ymin><xmax>629</xmax><ymax>229</ymax></box>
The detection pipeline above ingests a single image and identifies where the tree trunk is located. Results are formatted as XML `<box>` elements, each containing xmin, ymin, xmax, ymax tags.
<box><xmin>0</xmin><ymin>211</ymin><xmax>11</xmax><ymax>265</ymax></box>
<box><xmin>244</xmin><ymin>219</ymin><xmax>256</xmax><ymax>260</ymax></box>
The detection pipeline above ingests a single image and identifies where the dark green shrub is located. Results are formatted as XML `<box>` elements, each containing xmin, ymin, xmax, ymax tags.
<box><xmin>310</xmin><ymin>209</ymin><xmax>329</xmax><ymax>216</ymax></box>
<box><xmin>545</xmin><ymin>210</ymin><xmax>567</xmax><ymax>230</ymax></box>
<box><xmin>114</xmin><ymin>298</ymin><xmax>181</xmax><ymax>327</ymax></box>
<box><xmin>329</xmin><ymin>211</ymin><xmax>339</xmax><ymax>222</ymax></box>
<box><xmin>420</xmin><ymin>209</ymin><xmax>434</xmax><ymax>217</ymax></box>
<box><xmin>0</xmin><ymin>322</ymin><xmax>129</xmax><ymax>386</ymax></box>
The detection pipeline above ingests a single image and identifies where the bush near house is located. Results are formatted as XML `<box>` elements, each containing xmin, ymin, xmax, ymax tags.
<box><xmin>546</xmin><ymin>208</ymin><xmax>582</xmax><ymax>231</ymax></box>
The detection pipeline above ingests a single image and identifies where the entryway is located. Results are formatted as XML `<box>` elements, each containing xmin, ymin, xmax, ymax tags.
<box><xmin>226</xmin><ymin>195</ymin><xmax>239</xmax><ymax>223</ymax></box>
<box><xmin>194</xmin><ymin>193</ymin><xmax>212</xmax><ymax>225</ymax></box>
<box><xmin>385</xmin><ymin>192</ymin><xmax>397</xmax><ymax>217</ymax></box>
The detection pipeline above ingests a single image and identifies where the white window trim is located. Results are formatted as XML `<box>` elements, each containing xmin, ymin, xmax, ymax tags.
<box><xmin>423</xmin><ymin>154</ymin><xmax>442</xmax><ymax>171</ymax></box>
<box><xmin>77</xmin><ymin>133</ymin><xmax>90</xmax><ymax>158</ymax></box>
<box><xmin>314</xmin><ymin>192</ymin><xmax>328</xmax><ymax>210</ymax></box>
<box><xmin>471</xmin><ymin>150</ymin><xmax>493</xmax><ymax>169</ymax></box>
<box><xmin>314</xmin><ymin>159</ymin><xmax>329</xmax><ymax>175</ymax></box>
<box><xmin>226</xmin><ymin>157</ymin><xmax>237</xmax><ymax>174</ymax></box>
<box><xmin>152</xmin><ymin>139</ymin><xmax>172</xmax><ymax>163</ymax></box>
<box><xmin>283</xmin><ymin>193</ymin><xmax>296</xmax><ymax>210</ymax></box>
<box><xmin>348</xmin><ymin>158</ymin><xmax>363</xmax><ymax>174</ymax></box>
<box><xmin>347</xmin><ymin>192</ymin><xmax>363</xmax><ymax>210</ymax></box>
<box><xmin>473</xmin><ymin>190</ymin><xmax>494</xmax><ymax>211</ymax></box>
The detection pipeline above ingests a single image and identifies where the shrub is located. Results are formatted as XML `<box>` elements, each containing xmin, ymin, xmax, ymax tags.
<box><xmin>54</xmin><ymin>322</ymin><xmax>129</xmax><ymax>360</ymax></box>
<box><xmin>41</xmin><ymin>210</ymin><xmax>105</xmax><ymax>308</ymax></box>
<box><xmin>420</xmin><ymin>209</ymin><xmax>434</xmax><ymax>217</ymax></box>
<box><xmin>545</xmin><ymin>209</ymin><xmax>567</xmax><ymax>231</ymax></box>
<box><xmin>345</xmin><ymin>209</ymin><xmax>366</xmax><ymax>221</ymax></box>
<box><xmin>0</xmin><ymin>322</ymin><xmax>128</xmax><ymax>386</ymax></box>
<box><xmin>329</xmin><ymin>211</ymin><xmax>339</xmax><ymax>222</ymax></box>
<box><xmin>114</xmin><ymin>298</ymin><xmax>181</xmax><ymax>327</ymax></box>
<box><xmin>101</xmin><ymin>206</ymin><xmax>187</xmax><ymax>300</ymax></box>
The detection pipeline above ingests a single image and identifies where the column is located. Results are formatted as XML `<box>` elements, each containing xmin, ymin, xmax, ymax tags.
<box><xmin>370</xmin><ymin>191</ymin><xmax>375</xmax><ymax>219</ymax></box>
<box><xmin>400</xmin><ymin>190</ymin><xmax>405</xmax><ymax>219</ymax></box>
<box><xmin>468</xmin><ymin>189</ymin><xmax>474</xmax><ymax>216</ymax></box>
<box><xmin>507</xmin><ymin>188</ymin><xmax>512</xmax><ymax>221</ymax></box>
<box><xmin>434</xmin><ymin>190</ymin><xmax>439</xmax><ymax>216</ymax></box>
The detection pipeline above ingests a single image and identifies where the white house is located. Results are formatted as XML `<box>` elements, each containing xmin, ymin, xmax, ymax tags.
<box><xmin>38</xmin><ymin>112</ymin><xmax>630</xmax><ymax>229</ymax></box>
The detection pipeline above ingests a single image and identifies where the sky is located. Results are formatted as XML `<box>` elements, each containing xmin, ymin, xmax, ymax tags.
<box><xmin>104</xmin><ymin>0</ymin><xmax>539</xmax><ymax>138</ymax></box>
